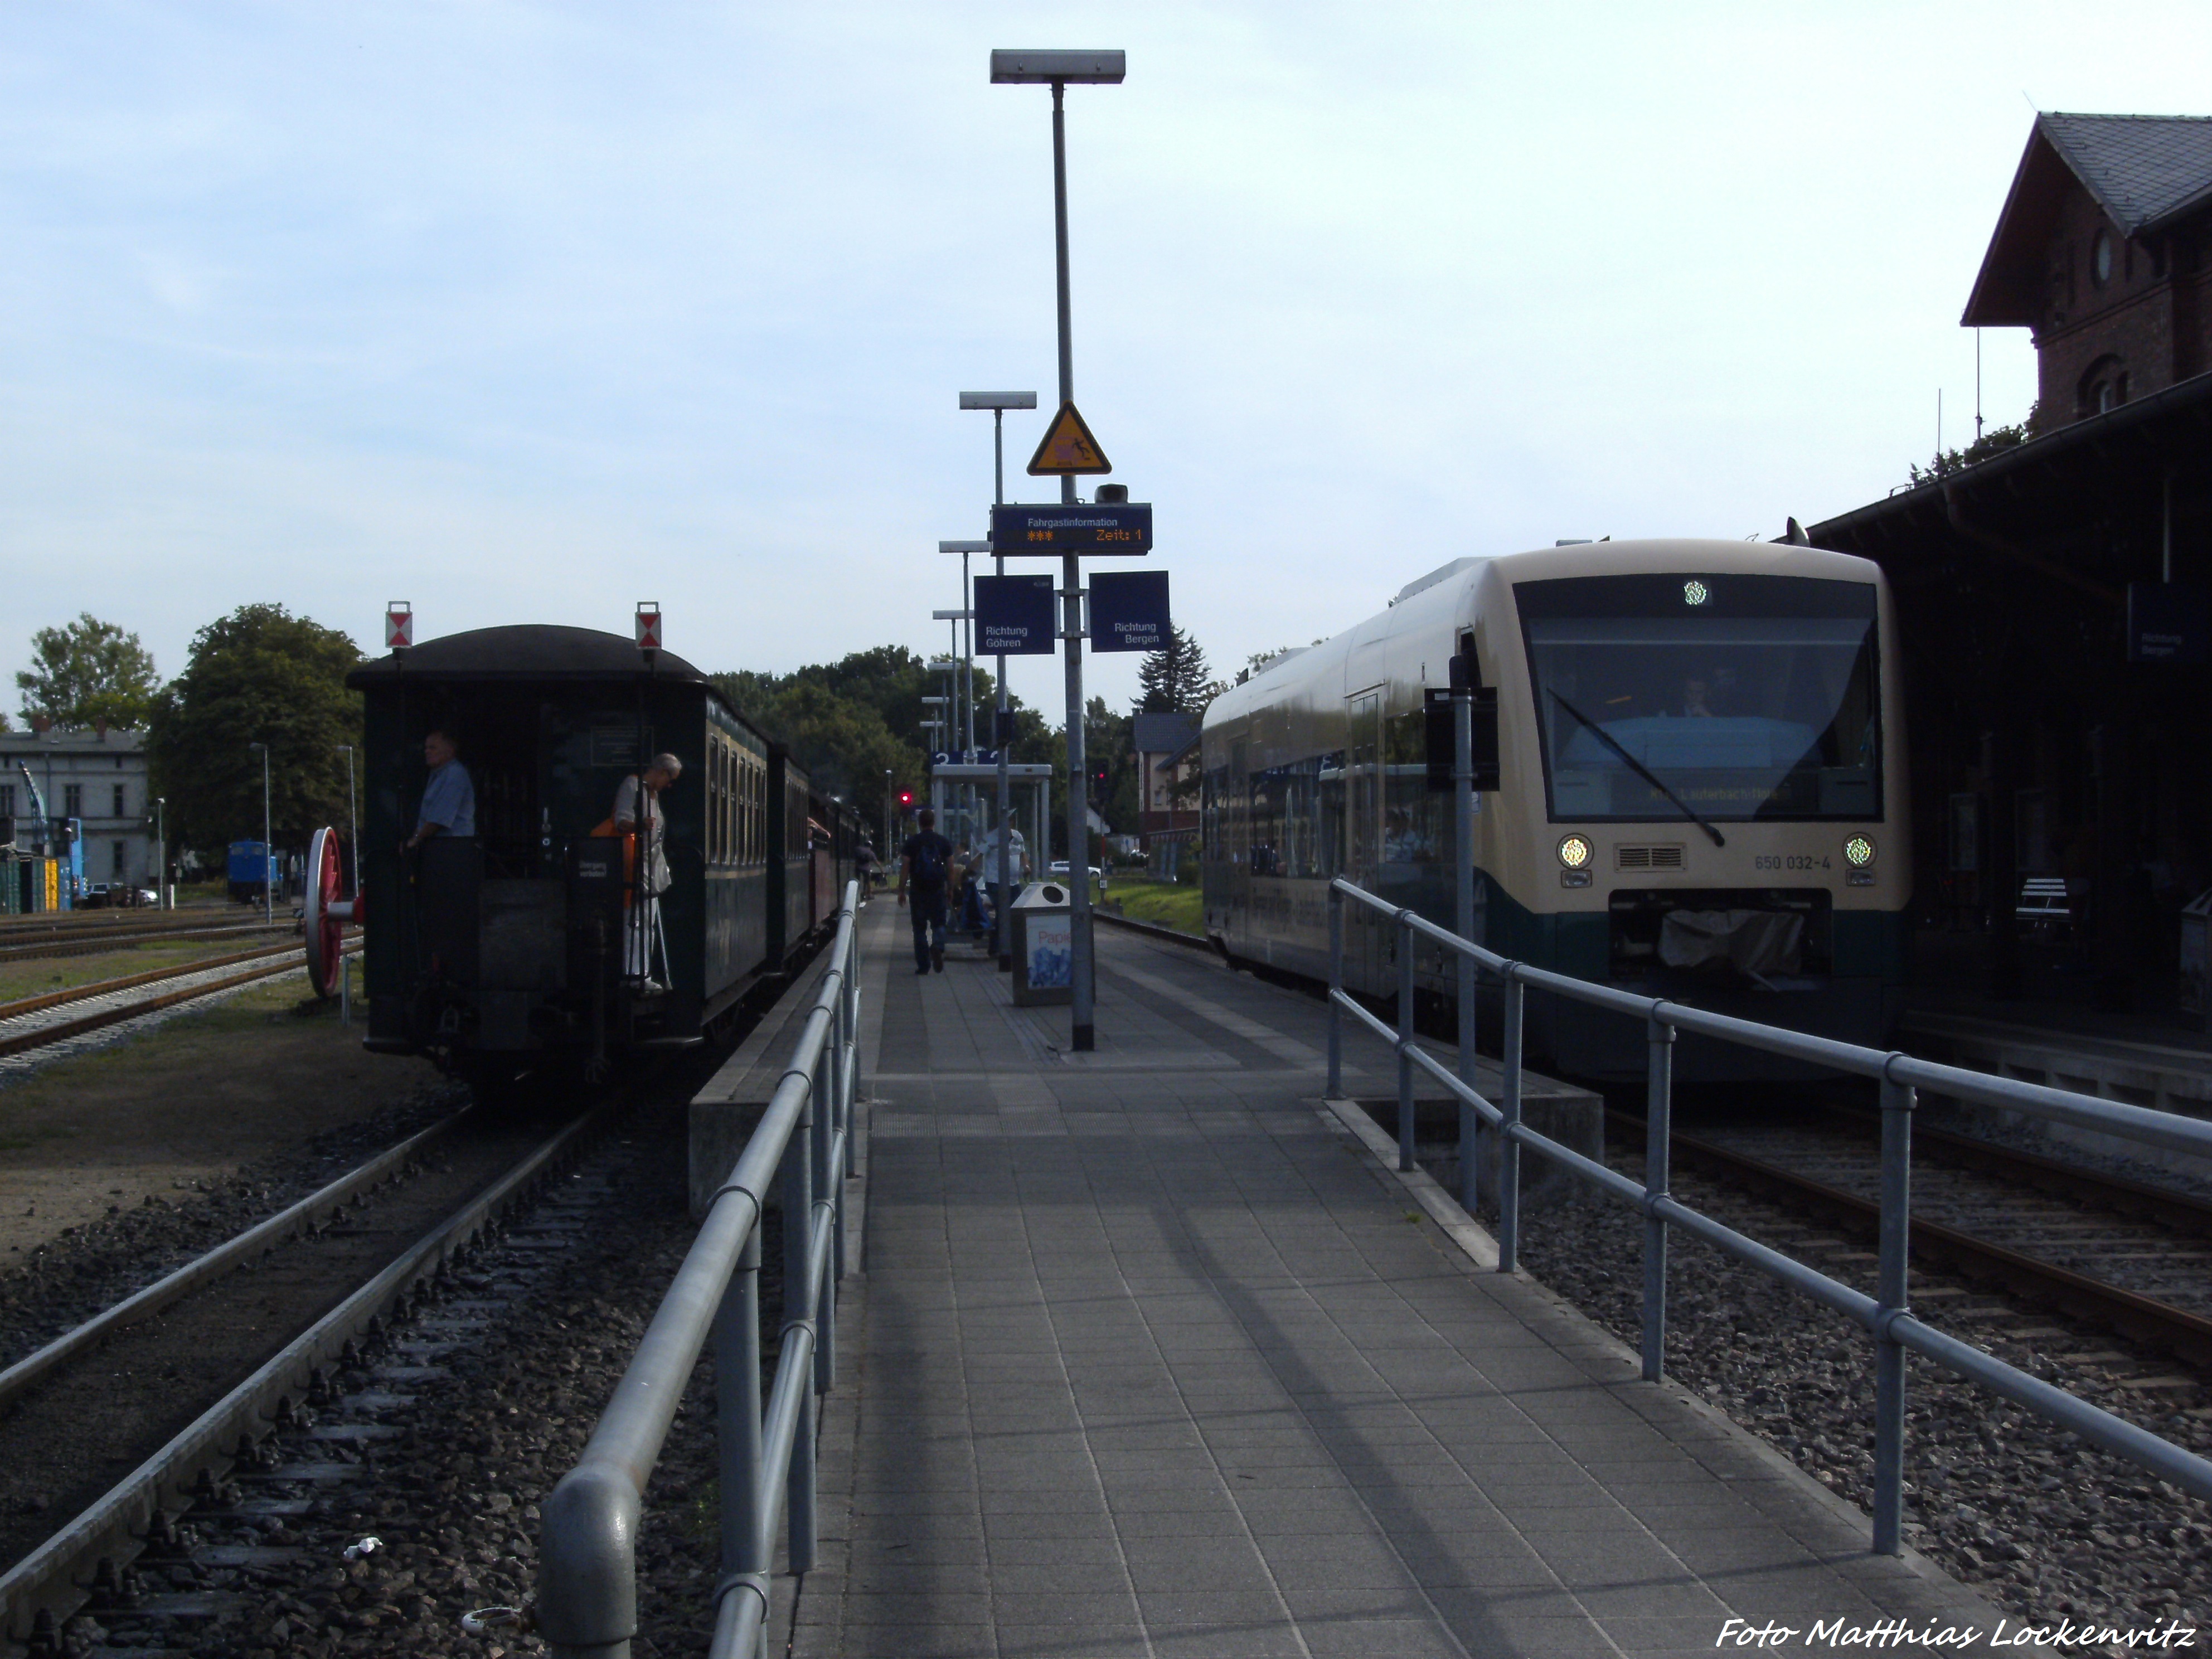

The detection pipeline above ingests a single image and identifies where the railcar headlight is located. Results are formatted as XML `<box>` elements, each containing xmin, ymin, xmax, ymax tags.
<box><xmin>1844</xmin><ymin>836</ymin><xmax>1875</xmax><ymax>867</ymax></box>
<box><xmin>1557</xmin><ymin>835</ymin><xmax>1592</xmax><ymax>870</ymax></box>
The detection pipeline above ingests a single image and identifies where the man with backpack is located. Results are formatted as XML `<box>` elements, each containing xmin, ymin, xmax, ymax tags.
<box><xmin>898</xmin><ymin>807</ymin><xmax>955</xmax><ymax>974</ymax></box>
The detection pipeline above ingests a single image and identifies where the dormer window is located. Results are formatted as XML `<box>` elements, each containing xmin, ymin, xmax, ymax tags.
<box><xmin>2092</xmin><ymin>228</ymin><xmax>2114</xmax><ymax>287</ymax></box>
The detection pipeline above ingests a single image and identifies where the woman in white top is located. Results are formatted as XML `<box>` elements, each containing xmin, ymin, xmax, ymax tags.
<box><xmin>613</xmin><ymin>753</ymin><xmax>682</xmax><ymax>988</ymax></box>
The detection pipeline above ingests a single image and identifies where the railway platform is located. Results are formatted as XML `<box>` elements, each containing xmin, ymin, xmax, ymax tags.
<box><xmin>788</xmin><ymin>905</ymin><xmax>2009</xmax><ymax>1657</ymax></box>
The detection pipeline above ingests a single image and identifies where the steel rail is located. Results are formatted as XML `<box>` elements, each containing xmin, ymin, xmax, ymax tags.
<box><xmin>0</xmin><ymin>924</ymin><xmax>295</xmax><ymax>966</ymax></box>
<box><xmin>1092</xmin><ymin>908</ymin><xmax>1211</xmax><ymax>950</ymax></box>
<box><xmin>1870</xmin><ymin>1111</ymin><xmax>2212</xmax><ymax>1239</ymax></box>
<box><xmin>0</xmin><ymin>935</ymin><xmax>352</xmax><ymax>1023</ymax></box>
<box><xmin>1634</xmin><ymin>1112</ymin><xmax>2212</xmax><ymax>1372</ymax></box>
<box><xmin>0</xmin><ymin>1107</ymin><xmax>603</xmax><ymax>1650</ymax></box>
<box><xmin>1325</xmin><ymin>874</ymin><xmax>2212</xmax><ymax>1550</ymax></box>
<box><xmin>539</xmin><ymin>882</ymin><xmax>862</xmax><ymax>1659</ymax></box>
<box><xmin>0</xmin><ymin>1108</ymin><xmax>472</xmax><ymax>1414</ymax></box>
<box><xmin>0</xmin><ymin>943</ymin><xmax>356</xmax><ymax>1060</ymax></box>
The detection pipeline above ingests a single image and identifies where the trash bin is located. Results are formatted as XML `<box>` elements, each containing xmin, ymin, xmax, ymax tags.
<box><xmin>1011</xmin><ymin>882</ymin><xmax>1074</xmax><ymax>1007</ymax></box>
<box><xmin>2182</xmin><ymin>887</ymin><xmax>2212</xmax><ymax>1029</ymax></box>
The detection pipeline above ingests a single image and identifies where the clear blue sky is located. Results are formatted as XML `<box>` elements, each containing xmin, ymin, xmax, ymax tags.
<box><xmin>4</xmin><ymin>3</ymin><xmax>2207</xmax><ymax>723</ymax></box>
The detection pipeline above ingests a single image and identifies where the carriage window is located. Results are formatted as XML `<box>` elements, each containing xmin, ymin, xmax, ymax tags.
<box><xmin>1246</xmin><ymin>754</ymin><xmax>1342</xmax><ymax>879</ymax></box>
<box><xmin>1519</xmin><ymin>573</ymin><xmax>1880</xmax><ymax>823</ymax></box>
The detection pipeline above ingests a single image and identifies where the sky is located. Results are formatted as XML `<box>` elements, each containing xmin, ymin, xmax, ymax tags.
<box><xmin>4</xmin><ymin>2</ymin><xmax>2209</xmax><ymax>727</ymax></box>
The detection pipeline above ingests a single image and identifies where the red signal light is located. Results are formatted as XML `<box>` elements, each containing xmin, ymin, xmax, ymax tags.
<box><xmin>898</xmin><ymin>791</ymin><xmax>914</xmax><ymax>808</ymax></box>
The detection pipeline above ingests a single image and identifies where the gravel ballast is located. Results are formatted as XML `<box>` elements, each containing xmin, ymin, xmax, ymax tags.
<box><xmin>1508</xmin><ymin>1154</ymin><xmax>2212</xmax><ymax>1641</ymax></box>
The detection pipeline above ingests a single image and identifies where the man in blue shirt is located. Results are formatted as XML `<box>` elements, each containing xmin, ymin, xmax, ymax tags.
<box><xmin>404</xmin><ymin>729</ymin><xmax>475</xmax><ymax>852</ymax></box>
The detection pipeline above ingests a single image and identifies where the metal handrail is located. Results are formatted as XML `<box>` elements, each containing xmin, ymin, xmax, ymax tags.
<box><xmin>1325</xmin><ymin>875</ymin><xmax>2212</xmax><ymax>1555</ymax></box>
<box><xmin>538</xmin><ymin>881</ymin><xmax>863</xmax><ymax>1659</ymax></box>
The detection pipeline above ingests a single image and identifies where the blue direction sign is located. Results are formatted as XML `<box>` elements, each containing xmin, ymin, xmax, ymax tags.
<box><xmin>974</xmin><ymin>575</ymin><xmax>1057</xmax><ymax>655</ymax></box>
<box><xmin>1090</xmin><ymin>570</ymin><xmax>1171</xmax><ymax>653</ymax></box>
<box><xmin>991</xmin><ymin>501</ymin><xmax>1153</xmax><ymax>555</ymax></box>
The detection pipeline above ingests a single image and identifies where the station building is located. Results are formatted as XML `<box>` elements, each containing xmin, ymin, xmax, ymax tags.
<box><xmin>1808</xmin><ymin>113</ymin><xmax>2212</xmax><ymax>1014</ymax></box>
<box><xmin>0</xmin><ymin>724</ymin><xmax>155</xmax><ymax>890</ymax></box>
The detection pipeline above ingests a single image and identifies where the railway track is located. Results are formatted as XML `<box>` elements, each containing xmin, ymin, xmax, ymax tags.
<box><xmin>0</xmin><ymin>920</ymin><xmax>295</xmax><ymax>967</ymax></box>
<box><xmin>0</xmin><ymin>1105</ymin><xmax>604</xmax><ymax>1654</ymax></box>
<box><xmin>1624</xmin><ymin>1103</ymin><xmax>2212</xmax><ymax>1381</ymax></box>
<box><xmin>0</xmin><ymin>938</ymin><xmax>357</xmax><ymax>1062</ymax></box>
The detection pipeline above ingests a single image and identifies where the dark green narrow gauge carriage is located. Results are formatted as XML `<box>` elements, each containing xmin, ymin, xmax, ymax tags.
<box><xmin>346</xmin><ymin>625</ymin><xmax>853</xmax><ymax>1088</ymax></box>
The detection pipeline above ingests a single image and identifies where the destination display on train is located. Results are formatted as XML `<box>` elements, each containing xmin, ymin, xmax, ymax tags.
<box><xmin>989</xmin><ymin>502</ymin><xmax>1153</xmax><ymax>555</ymax></box>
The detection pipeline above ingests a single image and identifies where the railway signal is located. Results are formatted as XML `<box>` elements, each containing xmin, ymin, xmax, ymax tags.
<box><xmin>386</xmin><ymin>601</ymin><xmax>413</xmax><ymax>652</ymax></box>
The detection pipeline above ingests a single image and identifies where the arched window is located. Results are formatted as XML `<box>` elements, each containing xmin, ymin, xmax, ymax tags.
<box><xmin>2079</xmin><ymin>354</ymin><xmax>2127</xmax><ymax>416</ymax></box>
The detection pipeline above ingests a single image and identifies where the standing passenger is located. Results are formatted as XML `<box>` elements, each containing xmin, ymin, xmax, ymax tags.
<box><xmin>612</xmin><ymin>753</ymin><xmax>683</xmax><ymax>992</ymax></box>
<box><xmin>403</xmin><ymin>730</ymin><xmax>475</xmax><ymax>853</ymax></box>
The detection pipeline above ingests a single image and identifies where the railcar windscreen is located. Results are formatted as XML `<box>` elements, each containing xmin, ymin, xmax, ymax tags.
<box><xmin>1517</xmin><ymin>573</ymin><xmax>1881</xmax><ymax>823</ymax></box>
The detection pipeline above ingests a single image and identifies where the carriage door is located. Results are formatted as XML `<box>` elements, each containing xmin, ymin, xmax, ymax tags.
<box><xmin>1346</xmin><ymin>688</ymin><xmax>1385</xmax><ymax>982</ymax></box>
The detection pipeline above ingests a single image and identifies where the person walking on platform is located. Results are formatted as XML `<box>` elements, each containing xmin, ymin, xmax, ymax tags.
<box><xmin>899</xmin><ymin>808</ymin><xmax>954</xmax><ymax>974</ymax></box>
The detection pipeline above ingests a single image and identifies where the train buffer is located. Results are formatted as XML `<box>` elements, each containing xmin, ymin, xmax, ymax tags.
<box><xmin>756</xmin><ymin>906</ymin><xmax>2010</xmax><ymax>1657</ymax></box>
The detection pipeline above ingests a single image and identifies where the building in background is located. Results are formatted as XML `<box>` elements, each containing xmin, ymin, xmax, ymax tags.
<box><xmin>1963</xmin><ymin>113</ymin><xmax>2212</xmax><ymax>427</ymax></box>
<box><xmin>1809</xmin><ymin>111</ymin><xmax>2212</xmax><ymax>1016</ymax></box>
<box><xmin>0</xmin><ymin>724</ymin><xmax>152</xmax><ymax>890</ymax></box>
<box><xmin>1133</xmin><ymin>711</ymin><xmax>1202</xmax><ymax>857</ymax></box>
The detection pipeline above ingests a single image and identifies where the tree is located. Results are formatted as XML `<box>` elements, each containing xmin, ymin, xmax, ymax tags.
<box><xmin>16</xmin><ymin>614</ymin><xmax>160</xmax><ymax>730</ymax></box>
<box><xmin>710</xmin><ymin>646</ymin><xmax>1049</xmax><ymax>842</ymax></box>
<box><xmin>1905</xmin><ymin>408</ymin><xmax>2041</xmax><ymax>488</ymax></box>
<box><xmin>1084</xmin><ymin>696</ymin><xmax>1137</xmax><ymax>838</ymax></box>
<box><xmin>1134</xmin><ymin>625</ymin><xmax>1213</xmax><ymax>715</ymax></box>
<box><xmin>145</xmin><ymin>605</ymin><xmax>365</xmax><ymax>860</ymax></box>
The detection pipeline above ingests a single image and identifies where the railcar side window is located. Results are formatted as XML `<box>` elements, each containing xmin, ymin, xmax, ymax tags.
<box><xmin>1517</xmin><ymin>573</ymin><xmax>1881</xmax><ymax>824</ymax></box>
<box><xmin>1245</xmin><ymin>754</ymin><xmax>1343</xmax><ymax>879</ymax></box>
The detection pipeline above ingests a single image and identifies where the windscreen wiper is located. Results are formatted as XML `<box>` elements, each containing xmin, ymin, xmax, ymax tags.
<box><xmin>1546</xmin><ymin>690</ymin><xmax>1726</xmax><ymax>847</ymax></box>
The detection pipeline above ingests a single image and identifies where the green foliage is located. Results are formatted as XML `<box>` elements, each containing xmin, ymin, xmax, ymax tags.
<box><xmin>16</xmin><ymin>614</ymin><xmax>161</xmax><ymax>730</ymax></box>
<box><xmin>710</xmin><ymin>644</ymin><xmax>1105</xmax><ymax>853</ymax></box>
<box><xmin>1906</xmin><ymin>409</ymin><xmax>2041</xmax><ymax>488</ymax></box>
<box><xmin>710</xmin><ymin>646</ymin><xmax>947</xmax><ymax>836</ymax></box>
<box><xmin>1134</xmin><ymin>624</ymin><xmax>1214</xmax><ymax>715</ymax></box>
<box><xmin>1102</xmin><ymin>872</ymin><xmax>1204</xmax><ymax>937</ymax></box>
<box><xmin>144</xmin><ymin>605</ymin><xmax>364</xmax><ymax>859</ymax></box>
<box><xmin>1084</xmin><ymin>696</ymin><xmax>1137</xmax><ymax>836</ymax></box>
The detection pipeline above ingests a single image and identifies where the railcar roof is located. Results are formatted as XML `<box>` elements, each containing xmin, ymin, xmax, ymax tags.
<box><xmin>347</xmin><ymin>624</ymin><xmax>715</xmax><ymax>688</ymax></box>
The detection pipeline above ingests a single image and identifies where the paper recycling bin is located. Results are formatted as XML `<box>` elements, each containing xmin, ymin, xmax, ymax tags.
<box><xmin>1011</xmin><ymin>882</ymin><xmax>1074</xmax><ymax>1007</ymax></box>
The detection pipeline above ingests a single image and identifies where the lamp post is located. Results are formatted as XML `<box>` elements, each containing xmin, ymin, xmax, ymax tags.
<box><xmin>336</xmin><ymin>744</ymin><xmax>360</xmax><ymax>898</ymax></box>
<box><xmin>958</xmin><ymin>394</ymin><xmax>1037</xmax><ymax>971</ymax></box>
<box><xmin>883</xmin><ymin>768</ymin><xmax>894</xmax><ymax>874</ymax></box>
<box><xmin>991</xmin><ymin>47</ymin><xmax>1123</xmax><ymax>1051</ymax></box>
<box><xmin>153</xmin><ymin>796</ymin><xmax>167</xmax><ymax>909</ymax></box>
<box><xmin>248</xmin><ymin>741</ymin><xmax>272</xmax><ymax>925</ymax></box>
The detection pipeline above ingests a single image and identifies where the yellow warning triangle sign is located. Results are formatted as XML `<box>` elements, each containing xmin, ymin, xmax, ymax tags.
<box><xmin>1026</xmin><ymin>400</ymin><xmax>1113</xmax><ymax>476</ymax></box>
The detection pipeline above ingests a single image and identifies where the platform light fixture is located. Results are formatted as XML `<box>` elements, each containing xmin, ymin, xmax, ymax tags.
<box><xmin>991</xmin><ymin>46</ymin><xmax>1124</xmax><ymax>1052</ymax></box>
<box><xmin>953</xmin><ymin>405</ymin><xmax>1035</xmax><ymax>973</ymax></box>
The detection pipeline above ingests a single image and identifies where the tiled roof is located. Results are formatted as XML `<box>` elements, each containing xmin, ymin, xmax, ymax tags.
<box><xmin>1963</xmin><ymin>112</ymin><xmax>2212</xmax><ymax>327</ymax></box>
<box><xmin>1132</xmin><ymin>711</ymin><xmax>1200</xmax><ymax>756</ymax></box>
<box><xmin>2037</xmin><ymin>113</ymin><xmax>2212</xmax><ymax>235</ymax></box>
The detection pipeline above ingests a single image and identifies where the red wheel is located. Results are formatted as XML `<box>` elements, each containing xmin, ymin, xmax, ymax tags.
<box><xmin>303</xmin><ymin>827</ymin><xmax>347</xmax><ymax>998</ymax></box>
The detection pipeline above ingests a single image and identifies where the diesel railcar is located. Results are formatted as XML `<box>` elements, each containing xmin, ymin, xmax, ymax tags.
<box><xmin>1201</xmin><ymin>539</ymin><xmax>1910</xmax><ymax>1079</ymax></box>
<box><xmin>343</xmin><ymin>625</ymin><xmax>856</xmax><ymax>1087</ymax></box>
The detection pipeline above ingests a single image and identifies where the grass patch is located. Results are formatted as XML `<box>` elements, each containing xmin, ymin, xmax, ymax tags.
<box><xmin>0</xmin><ymin>938</ymin><xmax>287</xmax><ymax>1006</ymax></box>
<box><xmin>1100</xmin><ymin>874</ymin><xmax>1205</xmax><ymax>938</ymax></box>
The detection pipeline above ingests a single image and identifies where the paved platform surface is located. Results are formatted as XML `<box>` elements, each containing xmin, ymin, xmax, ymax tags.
<box><xmin>798</xmin><ymin>906</ymin><xmax>2008</xmax><ymax>1657</ymax></box>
